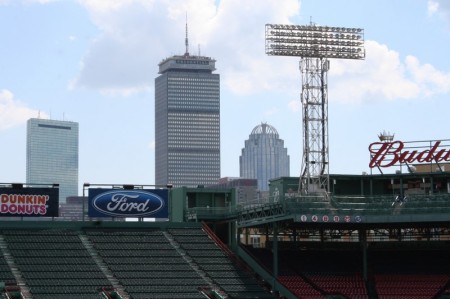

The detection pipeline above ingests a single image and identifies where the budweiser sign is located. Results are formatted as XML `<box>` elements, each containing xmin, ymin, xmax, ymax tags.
<box><xmin>369</xmin><ymin>140</ymin><xmax>450</xmax><ymax>168</ymax></box>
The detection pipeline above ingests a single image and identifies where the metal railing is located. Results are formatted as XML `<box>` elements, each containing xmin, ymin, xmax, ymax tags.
<box><xmin>235</xmin><ymin>193</ymin><xmax>450</xmax><ymax>221</ymax></box>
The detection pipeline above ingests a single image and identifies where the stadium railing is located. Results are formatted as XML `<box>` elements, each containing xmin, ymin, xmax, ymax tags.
<box><xmin>236</xmin><ymin>193</ymin><xmax>450</xmax><ymax>220</ymax></box>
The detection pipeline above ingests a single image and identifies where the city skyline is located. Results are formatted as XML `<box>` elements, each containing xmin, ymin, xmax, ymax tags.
<box><xmin>1</xmin><ymin>1</ymin><xmax>450</xmax><ymax>188</ymax></box>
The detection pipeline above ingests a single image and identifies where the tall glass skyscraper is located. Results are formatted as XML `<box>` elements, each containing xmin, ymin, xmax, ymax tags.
<box><xmin>155</xmin><ymin>51</ymin><xmax>220</xmax><ymax>187</ymax></box>
<box><xmin>240</xmin><ymin>123</ymin><xmax>290</xmax><ymax>191</ymax></box>
<box><xmin>26</xmin><ymin>118</ymin><xmax>79</xmax><ymax>203</ymax></box>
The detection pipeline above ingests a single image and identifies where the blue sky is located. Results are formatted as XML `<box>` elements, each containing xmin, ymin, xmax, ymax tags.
<box><xmin>1</xmin><ymin>0</ymin><xmax>450</xmax><ymax>193</ymax></box>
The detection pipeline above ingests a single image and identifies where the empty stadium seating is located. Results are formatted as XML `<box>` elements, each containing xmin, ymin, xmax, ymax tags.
<box><xmin>246</xmin><ymin>242</ymin><xmax>450</xmax><ymax>299</ymax></box>
<box><xmin>0</xmin><ymin>251</ymin><xmax>15</xmax><ymax>283</ymax></box>
<box><xmin>247</xmin><ymin>246</ymin><xmax>370</xmax><ymax>298</ymax></box>
<box><xmin>278</xmin><ymin>275</ymin><xmax>326</xmax><ymax>299</ymax></box>
<box><xmin>369</xmin><ymin>249</ymin><xmax>450</xmax><ymax>298</ymax></box>
<box><xmin>85</xmin><ymin>229</ymin><xmax>207</xmax><ymax>299</ymax></box>
<box><xmin>375</xmin><ymin>274</ymin><xmax>450</xmax><ymax>299</ymax></box>
<box><xmin>4</xmin><ymin>222</ymin><xmax>450</xmax><ymax>298</ymax></box>
<box><xmin>306</xmin><ymin>273</ymin><xmax>368</xmax><ymax>299</ymax></box>
<box><xmin>1</xmin><ymin>229</ymin><xmax>109</xmax><ymax>299</ymax></box>
<box><xmin>1</xmin><ymin>226</ymin><xmax>276</xmax><ymax>298</ymax></box>
<box><xmin>169</xmin><ymin>227</ymin><xmax>275</xmax><ymax>299</ymax></box>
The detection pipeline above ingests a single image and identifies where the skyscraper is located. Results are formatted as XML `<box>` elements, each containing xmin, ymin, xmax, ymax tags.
<box><xmin>26</xmin><ymin>118</ymin><xmax>79</xmax><ymax>203</ymax></box>
<box><xmin>240</xmin><ymin>123</ymin><xmax>290</xmax><ymax>191</ymax></box>
<box><xmin>155</xmin><ymin>30</ymin><xmax>220</xmax><ymax>187</ymax></box>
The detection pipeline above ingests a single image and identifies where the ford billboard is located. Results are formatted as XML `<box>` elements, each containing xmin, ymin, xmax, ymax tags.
<box><xmin>88</xmin><ymin>189</ymin><xmax>168</xmax><ymax>218</ymax></box>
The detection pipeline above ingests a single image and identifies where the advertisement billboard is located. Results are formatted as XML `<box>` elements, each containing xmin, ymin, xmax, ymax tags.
<box><xmin>0</xmin><ymin>187</ymin><xmax>59</xmax><ymax>217</ymax></box>
<box><xmin>88</xmin><ymin>188</ymin><xmax>169</xmax><ymax>218</ymax></box>
<box><xmin>369</xmin><ymin>139</ymin><xmax>450</xmax><ymax>169</ymax></box>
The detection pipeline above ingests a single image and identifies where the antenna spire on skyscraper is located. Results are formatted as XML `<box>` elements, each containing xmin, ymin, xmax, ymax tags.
<box><xmin>184</xmin><ymin>12</ymin><xmax>189</xmax><ymax>56</ymax></box>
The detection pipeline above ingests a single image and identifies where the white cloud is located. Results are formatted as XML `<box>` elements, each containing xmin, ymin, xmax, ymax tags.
<box><xmin>72</xmin><ymin>0</ymin><xmax>450</xmax><ymax>104</ymax></box>
<box><xmin>78</xmin><ymin>0</ymin><xmax>141</xmax><ymax>13</ymax></box>
<box><xmin>405</xmin><ymin>55</ymin><xmax>450</xmax><ymax>96</ymax></box>
<box><xmin>72</xmin><ymin>0</ymin><xmax>300</xmax><ymax>95</ymax></box>
<box><xmin>428</xmin><ymin>0</ymin><xmax>450</xmax><ymax>25</ymax></box>
<box><xmin>4</xmin><ymin>0</ymin><xmax>62</xmax><ymax>4</ymax></box>
<box><xmin>428</xmin><ymin>0</ymin><xmax>439</xmax><ymax>15</ymax></box>
<box><xmin>204</xmin><ymin>0</ymin><xmax>301</xmax><ymax>95</ymax></box>
<box><xmin>25</xmin><ymin>0</ymin><xmax>59</xmax><ymax>3</ymax></box>
<box><xmin>429</xmin><ymin>0</ymin><xmax>450</xmax><ymax>14</ymax></box>
<box><xmin>328</xmin><ymin>40</ymin><xmax>450</xmax><ymax>103</ymax></box>
<box><xmin>0</xmin><ymin>90</ymin><xmax>45</xmax><ymax>131</ymax></box>
<box><xmin>72</xmin><ymin>0</ymin><xmax>219</xmax><ymax>95</ymax></box>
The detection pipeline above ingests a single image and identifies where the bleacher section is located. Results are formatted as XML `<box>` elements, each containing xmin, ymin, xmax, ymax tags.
<box><xmin>370</xmin><ymin>249</ymin><xmax>450</xmax><ymax>298</ymax></box>
<box><xmin>306</xmin><ymin>273</ymin><xmax>368</xmax><ymax>299</ymax></box>
<box><xmin>4</xmin><ymin>222</ymin><xmax>450</xmax><ymax>298</ymax></box>
<box><xmin>0</xmin><ymin>225</ymin><xmax>275</xmax><ymax>299</ymax></box>
<box><xmin>284</xmin><ymin>250</ymin><xmax>368</xmax><ymax>299</ymax></box>
<box><xmin>169</xmin><ymin>227</ymin><xmax>274</xmax><ymax>299</ymax></box>
<box><xmin>247</xmin><ymin>247</ymin><xmax>369</xmax><ymax>298</ymax></box>
<box><xmin>2</xmin><ymin>229</ymin><xmax>109</xmax><ymax>299</ymax></box>
<box><xmin>246</xmin><ymin>244</ymin><xmax>450</xmax><ymax>298</ymax></box>
<box><xmin>85</xmin><ymin>229</ymin><xmax>207</xmax><ymax>299</ymax></box>
<box><xmin>0</xmin><ymin>247</ymin><xmax>15</xmax><ymax>283</ymax></box>
<box><xmin>375</xmin><ymin>274</ymin><xmax>449</xmax><ymax>299</ymax></box>
<box><xmin>277</xmin><ymin>276</ymin><xmax>325</xmax><ymax>299</ymax></box>
<box><xmin>278</xmin><ymin>273</ymin><xmax>368</xmax><ymax>299</ymax></box>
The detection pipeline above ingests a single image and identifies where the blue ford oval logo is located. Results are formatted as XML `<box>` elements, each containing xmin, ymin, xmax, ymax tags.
<box><xmin>92</xmin><ymin>190</ymin><xmax>165</xmax><ymax>217</ymax></box>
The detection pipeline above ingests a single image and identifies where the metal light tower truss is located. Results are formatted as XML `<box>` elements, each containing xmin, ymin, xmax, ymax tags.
<box><xmin>265</xmin><ymin>23</ymin><xmax>365</xmax><ymax>194</ymax></box>
<box><xmin>299</xmin><ymin>58</ymin><xmax>330</xmax><ymax>194</ymax></box>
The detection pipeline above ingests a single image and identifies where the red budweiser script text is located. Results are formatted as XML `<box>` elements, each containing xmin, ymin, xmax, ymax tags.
<box><xmin>369</xmin><ymin>141</ymin><xmax>450</xmax><ymax>168</ymax></box>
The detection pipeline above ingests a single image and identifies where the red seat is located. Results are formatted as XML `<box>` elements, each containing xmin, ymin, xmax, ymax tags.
<box><xmin>375</xmin><ymin>274</ymin><xmax>450</xmax><ymax>298</ymax></box>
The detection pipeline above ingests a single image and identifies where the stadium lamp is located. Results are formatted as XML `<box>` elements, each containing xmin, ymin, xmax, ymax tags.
<box><xmin>265</xmin><ymin>24</ymin><xmax>365</xmax><ymax>59</ymax></box>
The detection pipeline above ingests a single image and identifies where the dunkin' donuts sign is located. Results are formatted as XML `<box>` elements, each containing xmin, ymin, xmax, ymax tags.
<box><xmin>0</xmin><ymin>187</ymin><xmax>59</xmax><ymax>217</ymax></box>
<box><xmin>369</xmin><ymin>140</ymin><xmax>450</xmax><ymax>168</ymax></box>
<box><xmin>88</xmin><ymin>189</ymin><xmax>168</xmax><ymax>218</ymax></box>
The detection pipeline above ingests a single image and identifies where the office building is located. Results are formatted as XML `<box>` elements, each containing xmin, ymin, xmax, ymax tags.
<box><xmin>155</xmin><ymin>34</ymin><xmax>220</xmax><ymax>187</ymax></box>
<box><xmin>26</xmin><ymin>118</ymin><xmax>79</xmax><ymax>203</ymax></box>
<box><xmin>240</xmin><ymin>123</ymin><xmax>290</xmax><ymax>191</ymax></box>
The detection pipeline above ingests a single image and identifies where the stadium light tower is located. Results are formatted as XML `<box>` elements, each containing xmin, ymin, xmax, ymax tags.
<box><xmin>265</xmin><ymin>23</ymin><xmax>365</xmax><ymax>194</ymax></box>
